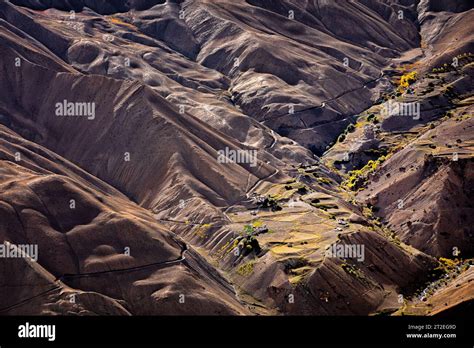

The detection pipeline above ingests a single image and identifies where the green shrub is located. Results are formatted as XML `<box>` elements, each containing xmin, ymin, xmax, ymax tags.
<box><xmin>367</xmin><ymin>114</ymin><xmax>378</xmax><ymax>123</ymax></box>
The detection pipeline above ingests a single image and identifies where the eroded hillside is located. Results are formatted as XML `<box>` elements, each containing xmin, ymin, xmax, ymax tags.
<box><xmin>0</xmin><ymin>0</ymin><xmax>472</xmax><ymax>315</ymax></box>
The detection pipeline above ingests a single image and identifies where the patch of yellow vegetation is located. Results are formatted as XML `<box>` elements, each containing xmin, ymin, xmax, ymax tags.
<box><xmin>194</xmin><ymin>223</ymin><xmax>212</xmax><ymax>238</ymax></box>
<box><xmin>285</xmin><ymin>232</ymin><xmax>321</xmax><ymax>244</ymax></box>
<box><xmin>436</xmin><ymin>257</ymin><xmax>461</xmax><ymax>273</ymax></box>
<box><xmin>219</xmin><ymin>238</ymin><xmax>239</xmax><ymax>257</ymax></box>
<box><xmin>289</xmin><ymin>266</ymin><xmax>313</xmax><ymax>285</ymax></box>
<box><xmin>109</xmin><ymin>17</ymin><xmax>137</xmax><ymax>30</ymax></box>
<box><xmin>237</xmin><ymin>261</ymin><xmax>255</xmax><ymax>276</ymax></box>
<box><xmin>271</xmin><ymin>244</ymin><xmax>299</xmax><ymax>255</ymax></box>
<box><xmin>272</xmin><ymin>213</ymin><xmax>307</xmax><ymax>222</ymax></box>
<box><xmin>289</xmin><ymin>274</ymin><xmax>304</xmax><ymax>285</ymax></box>
<box><xmin>342</xmin><ymin>156</ymin><xmax>387</xmax><ymax>191</ymax></box>
<box><xmin>399</xmin><ymin>71</ymin><xmax>417</xmax><ymax>89</ymax></box>
<box><xmin>270</xmin><ymin>241</ymin><xmax>319</xmax><ymax>255</ymax></box>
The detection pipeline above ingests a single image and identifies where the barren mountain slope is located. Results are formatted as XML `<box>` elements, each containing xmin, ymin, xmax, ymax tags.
<box><xmin>4</xmin><ymin>0</ymin><xmax>423</xmax><ymax>155</ymax></box>
<box><xmin>320</xmin><ymin>0</ymin><xmax>474</xmax><ymax>315</ymax></box>
<box><xmin>0</xmin><ymin>125</ymin><xmax>249</xmax><ymax>315</ymax></box>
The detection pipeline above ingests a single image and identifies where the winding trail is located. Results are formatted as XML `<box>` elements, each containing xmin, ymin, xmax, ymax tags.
<box><xmin>262</xmin><ymin>72</ymin><xmax>385</xmax><ymax>125</ymax></box>
<box><xmin>58</xmin><ymin>242</ymin><xmax>188</xmax><ymax>280</ymax></box>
